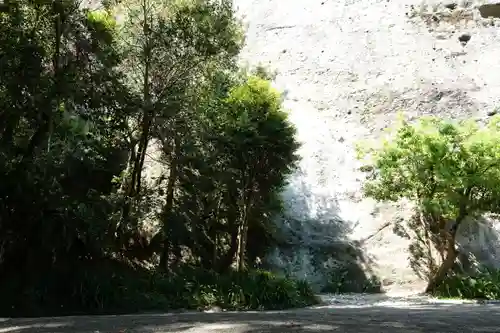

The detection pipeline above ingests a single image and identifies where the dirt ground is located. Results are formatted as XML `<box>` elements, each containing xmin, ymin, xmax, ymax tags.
<box><xmin>2</xmin><ymin>302</ymin><xmax>500</xmax><ymax>333</ymax></box>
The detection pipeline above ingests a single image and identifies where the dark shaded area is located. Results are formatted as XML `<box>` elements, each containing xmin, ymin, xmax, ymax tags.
<box><xmin>271</xmin><ymin>178</ymin><xmax>381</xmax><ymax>293</ymax></box>
<box><xmin>479</xmin><ymin>3</ymin><xmax>500</xmax><ymax>19</ymax></box>
<box><xmin>3</xmin><ymin>304</ymin><xmax>500</xmax><ymax>333</ymax></box>
<box><xmin>0</xmin><ymin>260</ymin><xmax>319</xmax><ymax>318</ymax></box>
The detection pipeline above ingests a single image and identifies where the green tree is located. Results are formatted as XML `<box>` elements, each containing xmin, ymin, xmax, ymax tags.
<box><xmin>358</xmin><ymin>115</ymin><xmax>500</xmax><ymax>292</ymax></box>
<box><xmin>221</xmin><ymin>76</ymin><xmax>299</xmax><ymax>271</ymax></box>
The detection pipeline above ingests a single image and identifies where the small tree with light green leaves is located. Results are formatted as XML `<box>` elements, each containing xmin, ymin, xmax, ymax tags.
<box><xmin>357</xmin><ymin>115</ymin><xmax>500</xmax><ymax>293</ymax></box>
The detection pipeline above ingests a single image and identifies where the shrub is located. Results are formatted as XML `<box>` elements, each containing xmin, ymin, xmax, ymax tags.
<box><xmin>321</xmin><ymin>267</ymin><xmax>382</xmax><ymax>294</ymax></box>
<box><xmin>433</xmin><ymin>268</ymin><xmax>500</xmax><ymax>300</ymax></box>
<box><xmin>0</xmin><ymin>260</ymin><xmax>319</xmax><ymax>317</ymax></box>
<box><xmin>159</xmin><ymin>267</ymin><xmax>320</xmax><ymax>311</ymax></box>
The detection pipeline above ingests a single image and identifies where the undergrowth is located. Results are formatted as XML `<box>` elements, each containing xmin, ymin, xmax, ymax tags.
<box><xmin>433</xmin><ymin>268</ymin><xmax>500</xmax><ymax>300</ymax></box>
<box><xmin>0</xmin><ymin>258</ymin><xmax>319</xmax><ymax>317</ymax></box>
<box><xmin>321</xmin><ymin>266</ymin><xmax>382</xmax><ymax>294</ymax></box>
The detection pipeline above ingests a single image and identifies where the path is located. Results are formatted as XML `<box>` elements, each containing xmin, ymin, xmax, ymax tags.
<box><xmin>2</xmin><ymin>294</ymin><xmax>500</xmax><ymax>333</ymax></box>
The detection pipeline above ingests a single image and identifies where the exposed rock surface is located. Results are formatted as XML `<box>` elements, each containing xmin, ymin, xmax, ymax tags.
<box><xmin>233</xmin><ymin>0</ymin><xmax>500</xmax><ymax>291</ymax></box>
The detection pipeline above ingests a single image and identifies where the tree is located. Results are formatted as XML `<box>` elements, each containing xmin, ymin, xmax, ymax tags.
<box><xmin>205</xmin><ymin>75</ymin><xmax>300</xmax><ymax>271</ymax></box>
<box><xmin>357</xmin><ymin>115</ymin><xmax>500</xmax><ymax>293</ymax></box>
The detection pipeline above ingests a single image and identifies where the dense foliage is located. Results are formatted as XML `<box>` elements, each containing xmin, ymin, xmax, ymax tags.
<box><xmin>2</xmin><ymin>261</ymin><xmax>317</xmax><ymax>316</ymax></box>
<box><xmin>358</xmin><ymin>115</ymin><xmax>500</xmax><ymax>293</ymax></box>
<box><xmin>0</xmin><ymin>0</ymin><xmax>318</xmax><ymax>316</ymax></box>
<box><xmin>435</xmin><ymin>268</ymin><xmax>500</xmax><ymax>300</ymax></box>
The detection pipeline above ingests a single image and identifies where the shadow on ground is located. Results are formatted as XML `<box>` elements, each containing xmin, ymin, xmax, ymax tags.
<box><xmin>271</xmin><ymin>177</ymin><xmax>381</xmax><ymax>293</ymax></box>
<box><xmin>3</xmin><ymin>304</ymin><xmax>500</xmax><ymax>333</ymax></box>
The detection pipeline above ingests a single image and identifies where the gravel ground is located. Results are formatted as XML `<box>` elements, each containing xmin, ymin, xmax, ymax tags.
<box><xmin>3</xmin><ymin>295</ymin><xmax>500</xmax><ymax>333</ymax></box>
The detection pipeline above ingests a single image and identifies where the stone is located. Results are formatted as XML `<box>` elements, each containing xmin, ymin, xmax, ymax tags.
<box><xmin>458</xmin><ymin>33</ymin><xmax>471</xmax><ymax>46</ymax></box>
<box><xmin>444</xmin><ymin>2</ymin><xmax>457</xmax><ymax>10</ymax></box>
<box><xmin>204</xmin><ymin>306</ymin><xmax>222</xmax><ymax>313</ymax></box>
<box><xmin>479</xmin><ymin>3</ymin><xmax>500</xmax><ymax>19</ymax></box>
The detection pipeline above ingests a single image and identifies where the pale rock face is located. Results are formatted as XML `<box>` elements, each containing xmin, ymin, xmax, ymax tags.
<box><xmin>233</xmin><ymin>0</ymin><xmax>500</xmax><ymax>291</ymax></box>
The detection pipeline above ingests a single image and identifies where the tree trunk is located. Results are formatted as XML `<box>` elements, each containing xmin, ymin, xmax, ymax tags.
<box><xmin>425</xmin><ymin>230</ymin><xmax>458</xmax><ymax>293</ymax></box>
<box><xmin>213</xmin><ymin>233</ymin><xmax>218</xmax><ymax>268</ymax></box>
<box><xmin>114</xmin><ymin>140</ymin><xmax>138</xmax><ymax>243</ymax></box>
<box><xmin>234</xmin><ymin>169</ymin><xmax>257</xmax><ymax>272</ymax></box>
<box><xmin>159</xmin><ymin>134</ymin><xmax>180</xmax><ymax>272</ymax></box>
<box><xmin>219</xmin><ymin>225</ymin><xmax>239</xmax><ymax>272</ymax></box>
<box><xmin>172</xmin><ymin>243</ymin><xmax>182</xmax><ymax>268</ymax></box>
<box><xmin>235</xmin><ymin>197</ymin><xmax>252</xmax><ymax>271</ymax></box>
<box><xmin>159</xmin><ymin>237</ymin><xmax>170</xmax><ymax>272</ymax></box>
<box><xmin>425</xmin><ymin>201</ymin><xmax>468</xmax><ymax>293</ymax></box>
<box><xmin>130</xmin><ymin>111</ymin><xmax>152</xmax><ymax>197</ymax></box>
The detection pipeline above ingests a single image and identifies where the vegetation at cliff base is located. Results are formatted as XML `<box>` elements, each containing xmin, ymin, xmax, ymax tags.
<box><xmin>0</xmin><ymin>0</ymin><xmax>319</xmax><ymax>316</ymax></box>
<box><xmin>358</xmin><ymin>115</ymin><xmax>500</xmax><ymax>296</ymax></box>
<box><xmin>434</xmin><ymin>268</ymin><xmax>500</xmax><ymax>300</ymax></box>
